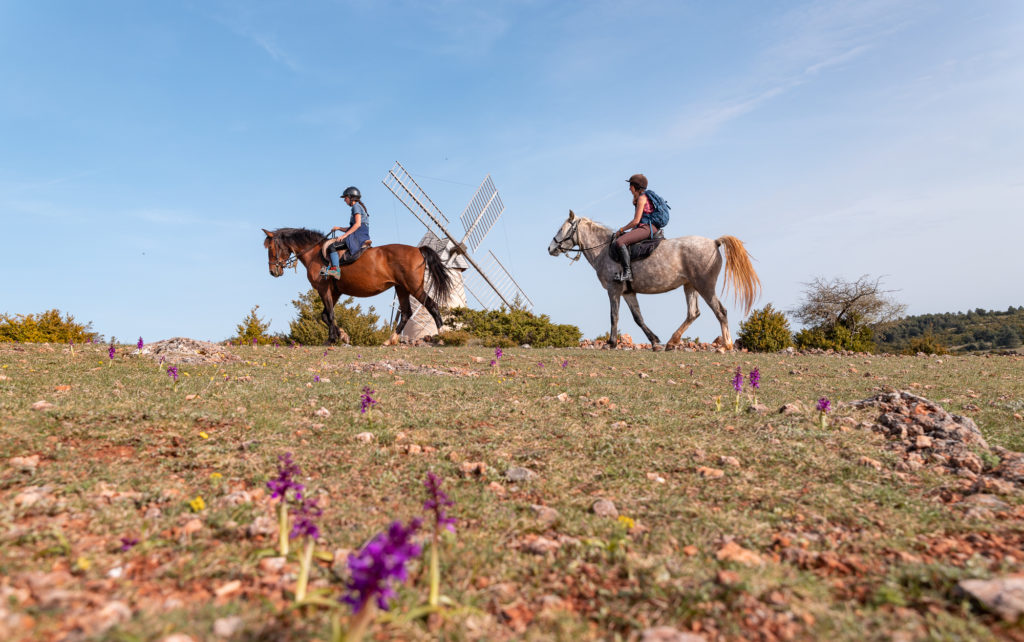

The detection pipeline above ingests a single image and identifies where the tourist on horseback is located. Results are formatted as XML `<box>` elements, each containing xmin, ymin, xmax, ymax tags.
<box><xmin>324</xmin><ymin>186</ymin><xmax>371</xmax><ymax>279</ymax></box>
<box><xmin>614</xmin><ymin>173</ymin><xmax>659</xmax><ymax>283</ymax></box>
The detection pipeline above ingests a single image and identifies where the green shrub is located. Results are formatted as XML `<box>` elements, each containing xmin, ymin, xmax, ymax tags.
<box><xmin>436</xmin><ymin>330</ymin><xmax>472</xmax><ymax>346</ymax></box>
<box><xmin>287</xmin><ymin>290</ymin><xmax>393</xmax><ymax>346</ymax></box>
<box><xmin>901</xmin><ymin>333</ymin><xmax>948</xmax><ymax>355</ymax></box>
<box><xmin>0</xmin><ymin>309</ymin><xmax>99</xmax><ymax>343</ymax></box>
<box><xmin>231</xmin><ymin>305</ymin><xmax>277</xmax><ymax>345</ymax></box>
<box><xmin>737</xmin><ymin>304</ymin><xmax>793</xmax><ymax>352</ymax></box>
<box><xmin>444</xmin><ymin>306</ymin><xmax>581</xmax><ymax>348</ymax></box>
<box><xmin>795</xmin><ymin>323</ymin><xmax>875</xmax><ymax>352</ymax></box>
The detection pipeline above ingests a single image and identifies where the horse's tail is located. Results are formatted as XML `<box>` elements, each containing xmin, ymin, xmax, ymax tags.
<box><xmin>419</xmin><ymin>245</ymin><xmax>453</xmax><ymax>304</ymax></box>
<box><xmin>715</xmin><ymin>235</ymin><xmax>762</xmax><ymax>316</ymax></box>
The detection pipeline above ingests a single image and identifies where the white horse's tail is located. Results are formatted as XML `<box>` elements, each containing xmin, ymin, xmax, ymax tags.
<box><xmin>716</xmin><ymin>236</ymin><xmax>762</xmax><ymax>316</ymax></box>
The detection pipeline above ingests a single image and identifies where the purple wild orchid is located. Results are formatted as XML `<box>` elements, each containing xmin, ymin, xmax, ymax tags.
<box><xmin>360</xmin><ymin>386</ymin><xmax>377</xmax><ymax>414</ymax></box>
<box><xmin>313</xmin><ymin>374</ymin><xmax>320</xmax><ymax>383</ymax></box>
<box><xmin>268</xmin><ymin>452</ymin><xmax>304</xmax><ymax>557</ymax></box>
<box><xmin>119</xmin><ymin>536</ymin><xmax>139</xmax><ymax>552</ymax></box>
<box><xmin>137</xmin><ymin>337</ymin><xmax>144</xmax><ymax>350</ymax></box>
<box><xmin>290</xmin><ymin>493</ymin><xmax>322</xmax><ymax>541</ymax></box>
<box><xmin>343</xmin><ymin>518</ymin><xmax>423</xmax><ymax>613</ymax></box>
<box><xmin>423</xmin><ymin>472</ymin><xmax>456</xmax><ymax>533</ymax></box>
<box><xmin>108</xmin><ymin>344</ymin><xmax>116</xmax><ymax>360</ymax></box>
<box><xmin>267</xmin><ymin>452</ymin><xmax>304</xmax><ymax>499</ymax></box>
<box><xmin>731</xmin><ymin>366</ymin><xmax>743</xmax><ymax>393</ymax></box>
<box><xmin>816</xmin><ymin>397</ymin><xmax>831</xmax><ymax>413</ymax></box>
<box><xmin>167</xmin><ymin>365</ymin><xmax>178</xmax><ymax>382</ymax></box>
<box><xmin>494</xmin><ymin>347</ymin><xmax>503</xmax><ymax>360</ymax></box>
<box><xmin>749</xmin><ymin>367</ymin><xmax>760</xmax><ymax>390</ymax></box>
<box><xmin>561</xmin><ymin>359</ymin><xmax>568</xmax><ymax>369</ymax></box>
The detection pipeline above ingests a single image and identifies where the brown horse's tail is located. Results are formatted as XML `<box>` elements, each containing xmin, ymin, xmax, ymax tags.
<box><xmin>419</xmin><ymin>246</ymin><xmax>453</xmax><ymax>304</ymax></box>
<box><xmin>715</xmin><ymin>235</ymin><xmax>762</xmax><ymax>316</ymax></box>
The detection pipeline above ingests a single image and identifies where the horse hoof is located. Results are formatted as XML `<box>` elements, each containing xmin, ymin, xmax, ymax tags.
<box><xmin>652</xmin><ymin>344</ymin><xmax>664</xmax><ymax>352</ymax></box>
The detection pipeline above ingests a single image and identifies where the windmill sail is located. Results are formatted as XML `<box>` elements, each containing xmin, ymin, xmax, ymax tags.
<box><xmin>459</xmin><ymin>175</ymin><xmax>504</xmax><ymax>253</ymax></box>
<box><xmin>382</xmin><ymin>161</ymin><xmax>532</xmax><ymax>341</ymax></box>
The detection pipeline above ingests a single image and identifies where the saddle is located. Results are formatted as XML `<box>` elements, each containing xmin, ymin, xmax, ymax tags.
<box><xmin>614</xmin><ymin>230</ymin><xmax>665</xmax><ymax>265</ymax></box>
<box><xmin>321</xmin><ymin>238</ymin><xmax>372</xmax><ymax>266</ymax></box>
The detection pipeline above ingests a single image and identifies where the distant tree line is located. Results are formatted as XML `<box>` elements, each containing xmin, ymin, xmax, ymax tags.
<box><xmin>874</xmin><ymin>306</ymin><xmax>1024</xmax><ymax>353</ymax></box>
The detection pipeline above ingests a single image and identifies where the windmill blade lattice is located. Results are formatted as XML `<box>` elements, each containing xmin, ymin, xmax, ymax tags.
<box><xmin>459</xmin><ymin>175</ymin><xmax>503</xmax><ymax>253</ymax></box>
<box><xmin>382</xmin><ymin>162</ymin><xmax>449</xmax><ymax>241</ymax></box>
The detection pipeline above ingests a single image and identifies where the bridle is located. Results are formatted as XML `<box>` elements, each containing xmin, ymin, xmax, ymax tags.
<box><xmin>551</xmin><ymin>218</ymin><xmax>612</xmax><ymax>262</ymax></box>
<box><xmin>268</xmin><ymin>240</ymin><xmax>300</xmax><ymax>272</ymax></box>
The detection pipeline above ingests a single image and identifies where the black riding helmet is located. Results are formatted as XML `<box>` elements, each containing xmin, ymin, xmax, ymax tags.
<box><xmin>341</xmin><ymin>186</ymin><xmax>361</xmax><ymax>199</ymax></box>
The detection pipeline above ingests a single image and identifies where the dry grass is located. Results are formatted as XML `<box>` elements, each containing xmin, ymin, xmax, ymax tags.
<box><xmin>1</xmin><ymin>342</ymin><xmax>1022</xmax><ymax>641</ymax></box>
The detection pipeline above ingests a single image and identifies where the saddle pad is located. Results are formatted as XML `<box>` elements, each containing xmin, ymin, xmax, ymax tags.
<box><xmin>614</xmin><ymin>237</ymin><xmax>664</xmax><ymax>265</ymax></box>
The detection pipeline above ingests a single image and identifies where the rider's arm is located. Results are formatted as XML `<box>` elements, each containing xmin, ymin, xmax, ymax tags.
<box><xmin>339</xmin><ymin>213</ymin><xmax>361</xmax><ymax>239</ymax></box>
<box><xmin>619</xmin><ymin>196</ymin><xmax>646</xmax><ymax>234</ymax></box>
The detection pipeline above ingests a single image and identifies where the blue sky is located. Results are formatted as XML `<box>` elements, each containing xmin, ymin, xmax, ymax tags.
<box><xmin>2</xmin><ymin>1</ymin><xmax>1022</xmax><ymax>343</ymax></box>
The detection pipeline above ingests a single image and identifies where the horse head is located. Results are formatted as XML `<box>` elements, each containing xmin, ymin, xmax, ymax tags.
<box><xmin>548</xmin><ymin>210</ymin><xmax>579</xmax><ymax>256</ymax></box>
<box><xmin>263</xmin><ymin>228</ymin><xmax>288</xmax><ymax>277</ymax></box>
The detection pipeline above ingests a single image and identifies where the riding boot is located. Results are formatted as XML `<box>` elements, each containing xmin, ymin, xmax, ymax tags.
<box><xmin>614</xmin><ymin>244</ymin><xmax>633</xmax><ymax>282</ymax></box>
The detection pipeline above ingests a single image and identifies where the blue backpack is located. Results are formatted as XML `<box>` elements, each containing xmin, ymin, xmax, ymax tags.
<box><xmin>644</xmin><ymin>190</ymin><xmax>671</xmax><ymax>229</ymax></box>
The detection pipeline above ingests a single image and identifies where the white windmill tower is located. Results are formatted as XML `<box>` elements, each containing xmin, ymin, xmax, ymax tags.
<box><xmin>382</xmin><ymin>161</ymin><xmax>533</xmax><ymax>341</ymax></box>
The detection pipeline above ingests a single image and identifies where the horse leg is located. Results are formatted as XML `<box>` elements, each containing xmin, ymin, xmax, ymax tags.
<box><xmin>667</xmin><ymin>284</ymin><xmax>701</xmax><ymax>349</ymax></box>
<box><xmin>623</xmin><ymin>291</ymin><xmax>660</xmax><ymax>348</ymax></box>
<box><xmin>394</xmin><ymin>287</ymin><xmax>414</xmax><ymax>335</ymax></box>
<box><xmin>607</xmin><ymin>289</ymin><xmax>621</xmax><ymax>348</ymax></box>
<box><xmin>318</xmin><ymin>287</ymin><xmax>340</xmax><ymax>345</ymax></box>
<box><xmin>697</xmin><ymin>283</ymin><xmax>733</xmax><ymax>350</ymax></box>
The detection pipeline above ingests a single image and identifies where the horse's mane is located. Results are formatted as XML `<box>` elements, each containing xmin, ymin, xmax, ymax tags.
<box><xmin>272</xmin><ymin>227</ymin><xmax>326</xmax><ymax>250</ymax></box>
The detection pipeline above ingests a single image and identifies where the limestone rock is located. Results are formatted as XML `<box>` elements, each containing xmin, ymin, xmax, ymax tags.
<box><xmin>592</xmin><ymin>499</ymin><xmax>618</xmax><ymax>518</ymax></box>
<box><xmin>957</xmin><ymin>577</ymin><xmax>1024</xmax><ymax>621</ymax></box>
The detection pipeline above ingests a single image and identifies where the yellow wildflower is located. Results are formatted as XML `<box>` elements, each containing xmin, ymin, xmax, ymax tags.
<box><xmin>199</xmin><ymin>431</ymin><xmax>209</xmax><ymax>439</ymax></box>
<box><xmin>618</xmin><ymin>515</ymin><xmax>636</xmax><ymax>530</ymax></box>
<box><xmin>209</xmin><ymin>472</ymin><xmax>222</xmax><ymax>480</ymax></box>
<box><xmin>189</xmin><ymin>496</ymin><xmax>206</xmax><ymax>512</ymax></box>
<box><xmin>74</xmin><ymin>556</ymin><xmax>91</xmax><ymax>571</ymax></box>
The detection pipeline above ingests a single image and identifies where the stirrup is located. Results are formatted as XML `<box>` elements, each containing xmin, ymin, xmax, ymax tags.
<box><xmin>614</xmin><ymin>269</ymin><xmax>632</xmax><ymax>282</ymax></box>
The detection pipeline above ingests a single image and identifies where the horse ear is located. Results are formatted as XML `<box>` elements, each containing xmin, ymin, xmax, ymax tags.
<box><xmin>568</xmin><ymin>210</ymin><xmax>576</xmax><ymax>221</ymax></box>
<box><xmin>263</xmin><ymin>229</ymin><xmax>274</xmax><ymax>238</ymax></box>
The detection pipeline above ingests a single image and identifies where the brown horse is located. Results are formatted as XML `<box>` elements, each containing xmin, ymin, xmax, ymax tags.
<box><xmin>263</xmin><ymin>228</ymin><xmax>452</xmax><ymax>344</ymax></box>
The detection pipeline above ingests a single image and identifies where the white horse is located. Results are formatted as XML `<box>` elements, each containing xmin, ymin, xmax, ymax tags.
<box><xmin>548</xmin><ymin>211</ymin><xmax>761</xmax><ymax>350</ymax></box>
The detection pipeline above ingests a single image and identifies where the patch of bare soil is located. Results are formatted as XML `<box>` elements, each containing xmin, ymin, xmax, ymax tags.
<box><xmin>139</xmin><ymin>337</ymin><xmax>239</xmax><ymax>365</ymax></box>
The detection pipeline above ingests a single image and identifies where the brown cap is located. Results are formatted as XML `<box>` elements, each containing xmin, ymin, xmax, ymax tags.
<box><xmin>626</xmin><ymin>173</ymin><xmax>648</xmax><ymax>190</ymax></box>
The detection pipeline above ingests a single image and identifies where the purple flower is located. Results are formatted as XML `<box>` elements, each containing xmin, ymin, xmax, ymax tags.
<box><xmin>108</xmin><ymin>344</ymin><xmax>116</xmax><ymax>360</ymax></box>
<box><xmin>252</xmin><ymin>337</ymin><xmax>258</xmax><ymax>346</ymax></box>
<box><xmin>159</xmin><ymin>356</ymin><xmax>165</xmax><ymax>365</ymax></box>
<box><xmin>342</xmin><ymin>518</ymin><xmax>423</xmax><ymax>612</ymax></box>
<box><xmin>360</xmin><ymin>386</ymin><xmax>377</xmax><ymax>414</ymax></box>
<box><xmin>313</xmin><ymin>374</ymin><xmax>320</xmax><ymax>383</ymax></box>
<box><xmin>816</xmin><ymin>397</ymin><xmax>831</xmax><ymax>413</ymax></box>
<box><xmin>323</xmin><ymin>350</ymin><xmax>328</xmax><ymax>358</ymax></box>
<box><xmin>731</xmin><ymin>366</ymin><xmax>743</xmax><ymax>393</ymax></box>
<box><xmin>290</xmin><ymin>493</ymin><xmax>322</xmax><ymax>540</ymax></box>
<box><xmin>749</xmin><ymin>367</ymin><xmax>760</xmax><ymax>390</ymax></box>
<box><xmin>267</xmin><ymin>452</ymin><xmax>304</xmax><ymax>500</ymax></box>
<box><xmin>423</xmin><ymin>472</ymin><xmax>456</xmax><ymax>533</ymax></box>
<box><xmin>137</xmin><ymin>337</ymin><xmax>144</xmax><ymax>350</ymax></box>
<box><xmin>167</xmin><ymin>365</ymin><xmax>178</xmax><ymax>382</ymax></box>
<box><xmin>561</xmin><ymin>360</ymin><xmax>568</xmax><ymax>368</ymax></box>
<box><xmin>119</xmin><ymin>536</ymin><xmax>139</xmax><ymax>552</ymax></box>
<box><xmin>495</xmin><ymin>347</ymin><xmax>503</xmax><ymax>360</ymax></box>
<box><xmin>489</xmin><ymin>359</ymin><xmax>496</xmax><ymax>367</ymax></box>
<box><xmin>537</xmin><ymin>362</ymin><xmax>544</xmax><ymax>367</ymax></box>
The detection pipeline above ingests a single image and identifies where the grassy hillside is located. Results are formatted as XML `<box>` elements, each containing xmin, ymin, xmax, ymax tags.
<box><xmin>1</xmin><ymin>342</ymin><xmax>1023</xmax><ymax>640</ymax></box>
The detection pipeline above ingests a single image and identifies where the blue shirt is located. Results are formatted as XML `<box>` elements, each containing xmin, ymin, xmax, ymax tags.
<box><xmin>349</xmin><ymin>201</ymin><xmax>368</xmax><ymax>227</ymax></box>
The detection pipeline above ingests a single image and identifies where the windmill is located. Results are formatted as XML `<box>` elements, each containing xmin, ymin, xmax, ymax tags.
<box><xmin>382</xmin><ymin>161</ymin><xmax>533</xmax><ymax>341</ymax></box>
